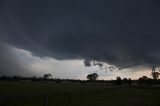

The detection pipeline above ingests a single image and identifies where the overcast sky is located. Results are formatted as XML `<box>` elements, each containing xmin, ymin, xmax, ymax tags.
<box><xmin>0</xmin><ymin>0</ymin><xmax>160</xmax><ymax>79</ymax></box>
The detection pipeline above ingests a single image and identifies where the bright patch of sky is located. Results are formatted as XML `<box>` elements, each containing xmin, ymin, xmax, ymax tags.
<box><xmin>13</xmin><ymin>47</ymin><xmax>152</xmax><ymax>80</ymax></box>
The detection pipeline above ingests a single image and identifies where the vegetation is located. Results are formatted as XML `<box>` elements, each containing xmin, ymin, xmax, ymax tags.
<box><xmin>0</xmin><ymin>81</ymin><xmax>160</xmax><ymax>106</ymax></box>
<box><xmin>86</xmin><ymin>73</ymin><xmax>98</xmax><ymax>81</ymax></box>
<box><xmin>0</xmin><ymin>67</ymin><xmax>160</xmax><ymax>106</ymax></box>
<box><xmin>43</xmin><ymin>74</ymin><xmax>52</xmax><ymax>80</ymax></box>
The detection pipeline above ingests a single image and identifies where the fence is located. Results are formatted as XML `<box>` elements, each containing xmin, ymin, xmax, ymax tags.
<box><xmin>0</xmin><ymin>91</ymin><xmax>85</xmax><ymax>106</ymax></box>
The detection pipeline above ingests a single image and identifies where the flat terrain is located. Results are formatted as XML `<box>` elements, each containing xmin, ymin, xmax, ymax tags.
<box><xmin>0</xmin><ymin>81</ymin><xmax>160</xmax><ymax>106</ymax></box>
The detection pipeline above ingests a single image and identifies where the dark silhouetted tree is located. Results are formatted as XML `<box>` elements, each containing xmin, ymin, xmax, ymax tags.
<box><xmin>152</xmin><ymin>72</ymin><xmax>160</xmax><ymax>80</ymax></box>
<box><xmin>122</xmin><ymin>78</ymin><xmax>132</xmax><ymax>85</ymax></box>
<box><xmin>138</xmin><ymin>76</ymin><xmax>150</xmax><ymax>85</ymax></box>
<box><xmin>43</xmin><ymin>73</ymin><xmax>52</xmax><ymax>80</ymax></box>
<box><xmin>116</xmin><ymin>76</ymin><xmax>122</xmax><ymax>85</ymax></box>
<box><xmin>142</xmin><ymin>76</ymin><xmax>149</xmax><ymax>80</ymax></box>
<box><xmin>87</xmin><ymin>73</ymin><xmax>98</xmax><ymax>81</ymax></box>
<box><xmin>128</xmin><ymin>78</ymin><xmax>132</xmax><ymax>85</ymax></box>
<box><xmin>123</xmin><ymin>78</ymin><xmax>128</xmax><ymax>84</ymax></box>
<box><xmin>152</xmin><ymin>65</ymin><xmax>160</xmax><ymax>80</ymax></box>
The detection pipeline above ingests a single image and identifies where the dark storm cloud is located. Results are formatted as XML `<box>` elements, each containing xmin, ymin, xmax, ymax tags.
<box><xmin>1</xmin><ymin>0</ymin><xmax>160</xmax><ymax>68</ymax></box>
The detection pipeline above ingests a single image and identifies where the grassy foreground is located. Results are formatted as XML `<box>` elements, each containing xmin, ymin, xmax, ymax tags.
<box><xmin>0</xmin><ymin>81</ymin><xmax>160</xmax><ymax>106</ymax></box>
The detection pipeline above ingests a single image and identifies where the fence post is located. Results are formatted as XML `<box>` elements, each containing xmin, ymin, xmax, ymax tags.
<box><xmin>81</xmin><ymin>90</ymin><xmax>84</xmax><ymax>99</ymax></box>
<box><xmin>44</xmin><ymin>96</ymin><xmax>48</xmax><ymax>106</ymax></box>
<box><xmin>68</xmin><ymin>92</ymin><xmax>71</xmax><ymax>102</ymax></box>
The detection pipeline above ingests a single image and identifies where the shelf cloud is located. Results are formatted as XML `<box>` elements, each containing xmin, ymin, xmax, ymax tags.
<box><xmin>1</xmin><ymin>0</ymin><xmax>160</xmax><ymax>71</ymax></box>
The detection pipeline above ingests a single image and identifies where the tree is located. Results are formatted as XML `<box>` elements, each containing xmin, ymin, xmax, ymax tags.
<box><xmin>152</xmin><ymin>65</ymin><xmax>160</xmax><ymax>80</ymax></box>
<box><xmin>143</xmin><ymin>76</ymin><xmax>148</xmax><ymax>80</ymax></box>
<box><xmin>87</xmin><ymin>73</ymin><xmax>98</xmax><ymax>81</ymax></box>
<box><xmin>116</xmin><ymin>76</ymin><xmax>122</xmax><ymax>85</ymax></box>
<box><xmin>138</xmin><ymin>76</ymin><xmax>150</xmax><ymax>85</ymax></box>
<box><xmin>43</xmin><ymin>73</ymin><xmax>52</xmax><ymax>80</ymax></box>
<box><xmin>152</xmin><ymin>72</ymin><xmax>160</xmax><ymax>80</ymax></box>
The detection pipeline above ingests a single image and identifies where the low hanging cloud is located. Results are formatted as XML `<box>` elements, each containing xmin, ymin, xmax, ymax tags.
<box><xmin>0</xmin><ymin>0</ymin><xmax>160</xmax><ymax>69</ymax></box>
<box><xmin>0</xmin><ymin>43</ymin><xmax>33</xmax><ymax>76</ymax></box>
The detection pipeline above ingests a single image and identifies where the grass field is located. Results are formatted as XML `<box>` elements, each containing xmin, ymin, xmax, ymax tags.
<box><xmin>0</xmin><ymin>81</ymin><xmax>160</xmax><ymax>106</ymax></box>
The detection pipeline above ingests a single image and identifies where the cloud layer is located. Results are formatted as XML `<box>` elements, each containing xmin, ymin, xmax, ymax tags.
<box><xmin>1</xmin><ymin>0</ymin><xmax>160</xmax><ymax>68</ymax></box>
<box><xmin>0</xmin><ymin>43</ymin><xmax>33</xmax><ymax>76</ymax></box>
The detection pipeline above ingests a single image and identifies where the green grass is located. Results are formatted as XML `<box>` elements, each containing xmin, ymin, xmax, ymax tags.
<box><xmin>0</xmin><ymin>81</ymin><xmax>160</xmax><ymax>106</ymax></box>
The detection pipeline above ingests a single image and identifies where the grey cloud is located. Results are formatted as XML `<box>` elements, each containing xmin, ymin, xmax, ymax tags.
<box><xmin>0</xmin><ymin>43</ymin><xmax>33</xmax><ymax>76</ymax></box>
<box><xmin>0</xmin><ymin>0</ymin><xmax>160</xmax><ymax>68</ymax></box>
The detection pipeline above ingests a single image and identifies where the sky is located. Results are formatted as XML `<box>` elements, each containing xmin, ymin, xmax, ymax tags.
<box><xmin>0</xmin><ymin>0</ymin><xmax>160</xmax><ymax>79</ymax></box>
